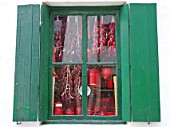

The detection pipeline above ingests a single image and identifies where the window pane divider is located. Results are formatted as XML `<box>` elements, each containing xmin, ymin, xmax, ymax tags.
<box><xmin>87</xmin><ymin>62</ymin><xmax>117</xmax><ymax>65</ymax></box>
<box><xmin>52</xmin><ymin>62</ymin><xmax>83</xmax><ymax>65</ymax></box>
<box><xmin>82</xmin><ymin>15</ymin><xmax>88</xmax><ymax>116</ymax></box>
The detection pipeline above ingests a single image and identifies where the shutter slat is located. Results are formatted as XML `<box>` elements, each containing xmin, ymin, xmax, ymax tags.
<box><xmin>146</xmin><ymin>5</ymin><xmax>160</xmax><ymax>121</ymax></box>
<box><xmin>13</xmin><ymin>5</ymin><xmax>21</xmax><ymax>121</ymax></box>
<box><xmin>13</xmin><ymin>5</ymin><xmax>40</xmax><ymax>121</ymax></box>
<box><xmin>23</xmin><ymin>5</ymin><xmax>33</xmax><ymax>120</ymax></box>
<box><xmin>29</xmin><ymin>5</ymin><xmax>40</xmax><ymax>121</ymax></box>
<box><xmin>17</xmin><ymin>5</ymin><xmax>27</xmax><ymax>120</ymax></box>
<box><xmin>120</xmin><ymin>4</ymin><xmax>131</xmax><ymax>122</ymax></box>
<box><xmin>130</xmin><ymin>3</ymin><xmax>160</xmax><ymax>122</ymax></box>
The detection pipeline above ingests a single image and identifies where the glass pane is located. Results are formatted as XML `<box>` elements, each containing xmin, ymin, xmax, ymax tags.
<box><xmin>87</xmin><ymin>65</ymin><xmax>117</xmax><ymax>116</ymax></box>
<box><xmin>52</xmin><ymin>65</ymin><xmax>82</xmax><ymax>115</ymax></box>
<box><xmin>53</xmin><ymin>16</ymin><xmax>82</xmax><ymax>62</ymax></box>
<box><xmin>87</xmin><ymin>16</ymin><xmax>116</xmax><ymax>62</ymax></box>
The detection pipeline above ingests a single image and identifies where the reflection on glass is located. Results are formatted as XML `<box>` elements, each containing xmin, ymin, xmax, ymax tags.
<box><xmin>53</xmin><ymin>16</ymin><xmax>82</xmax><ymax>62</ymax></box>
<box><xmin>87</xmin><ymin>16</ymin><xmax>116</xmax><ymax>62</ymax></box>
<box><xmin>87</xmin><ymin>65</ymin><xmax>117</xmax><ymax>116</ymax></box>
<box><xmin>52</xmin><ymin>65</ymin><xmax>82</xmax><ymax>115</ymax></box>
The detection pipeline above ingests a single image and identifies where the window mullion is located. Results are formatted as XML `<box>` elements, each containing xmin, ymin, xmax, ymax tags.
<box><xmin>82</xmin><ymin>15</ymin><xmax>88</xmax><ymax>116</ymax></box>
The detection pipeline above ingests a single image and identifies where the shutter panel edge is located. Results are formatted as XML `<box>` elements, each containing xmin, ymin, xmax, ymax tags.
<box><xmin>120</xmin><ymin>4</ymin><xmax>131</xmax><ymax>122</ymax></box>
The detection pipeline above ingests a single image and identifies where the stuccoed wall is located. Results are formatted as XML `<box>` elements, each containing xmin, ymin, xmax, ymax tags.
<box><xmin>0</xmin><ymin>0</ymin><xmax>169</xmax><ymax>126</ymax></box>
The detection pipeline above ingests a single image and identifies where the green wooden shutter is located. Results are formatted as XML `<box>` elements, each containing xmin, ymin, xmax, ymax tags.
<box><xmin>13</xmin><ymin>5</ymin><xmax>40</xmax><ymax>121</ymax></box>
<box><xmin>130</xmin><ymin>3</ymin><xmax>160</xmax><ymax>121</ymax></box>
<box><xmin>120</xmin><ymin>4</ymin><xmax>131</xmax><ymax>122</ymax></box>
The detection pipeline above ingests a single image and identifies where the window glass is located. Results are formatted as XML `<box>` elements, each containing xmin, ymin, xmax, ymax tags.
<box><xmin>52</xmin><ymin>65</ymin><xmax>82</xmax><ymax>115</ymax></box>
<box><xmin>53</xmin><ymin>16</ymin><xmax>82</xmax><ymax>62</ymax></box>
<box><xmin>87</xmin><ymin>65</ymin><xmax>117</xmax><ymax>116</ymax></box>
<box><xmin>87</xmin><ymin>16</ymin><xmax>116</xmax><ymax>62</ymax></box>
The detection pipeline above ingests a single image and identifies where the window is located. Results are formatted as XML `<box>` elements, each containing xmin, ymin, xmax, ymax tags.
<box><xmin>48</xmin><ymin>8</ymin><xmax>121</xmax><ymax>123</ymax></box>
<box><xmin>13</xmin><ymin>3</ymin><xmax>160</xmax><ymax>124</ymax></box>
<box><xmin>51</xmin><ymin>14</ymin><xmax>120</xmax><ymax>118</ymax></box>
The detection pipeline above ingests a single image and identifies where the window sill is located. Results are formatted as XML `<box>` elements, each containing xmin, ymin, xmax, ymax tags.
<box><xmin>42</xmin><ymin>120</ymin><xmax>126</xmax><ymax>124</ymax></box>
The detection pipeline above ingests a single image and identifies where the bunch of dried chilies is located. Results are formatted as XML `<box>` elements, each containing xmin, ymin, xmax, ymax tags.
<box><xmin>88</xmin><ymin>16</ymin><xmax>116</xmax><ymax>62</ymax></box>
<box><xmin>52</xmin><ymin>15</ymin><xmax>116</xmax><ymax>116</ymax></box>
<box><xmin>53</xmin><ymin>16</ymin><xmax>82</xmax><ymax>62</ymax></box>
<box><xmin>53</xmin><ymin>65</ymin><xmax>82</xmax><ymax>115</ymax></box>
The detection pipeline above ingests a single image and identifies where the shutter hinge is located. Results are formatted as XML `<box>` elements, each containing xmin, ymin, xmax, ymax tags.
<box><xmin>16</xmin><ymin>121</ymin><xmax>21</xmax><ymax>125</ymax></box>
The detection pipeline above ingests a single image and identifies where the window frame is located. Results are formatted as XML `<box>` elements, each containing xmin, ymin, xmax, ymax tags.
<box><xmin>40</xmin><ymin>5</ymin><xmax>123</xmax><ymax>124</ymax></box>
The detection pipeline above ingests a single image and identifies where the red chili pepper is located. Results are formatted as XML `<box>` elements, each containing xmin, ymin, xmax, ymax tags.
<box><xmin>110</xmin><ymin>35</ymin><xmax>115</xmax><ymax>41</ymax></box>
<box><xmin>113</xmin><ymin>47</ymin><xmax>116</xmax><ymax>55</ymax></box>
<box><xmin>109</xmin><ymin>30</ymin><xmax>114</xmax><ymax>36</ymax></box>
<box><xmin>102</xmin><ymin>37</ymin><xmax>107</xmax><ymax>45</ymax></box>
<box><xmin>109</xmin><ymin>22</ymin><xmax>115</xmax><ymax>29</ymax></box>
<box><xmin>53</xmin><ymin>46</ymin><xmax>57</xmax><ymax>53</ymax></box>
<box><xmin>108</xmin><ymin>31</ymin><xmax>111</xmax><ymax>37</ymax></box>
<box><xmin>77</xmin><ymin>65</ymin><xmax>82</xmax><ymax>72</ymax></box>
<box><xmin>53</xmin><ymin>46</ymin><xmax>57</xmax><ymax>62</ymax></box>
<box><xmin>108</xmin><ymin>46</ymin><xmax>114</xmax><ymax>56</ymax></box>
<box><xmin>102</xmin><ymin>24</ymin><xmax>107</xmax><ymax>30</ymax></box>
<box><xmin>107</xmin><ymin>40</ymin><xmax>112</xmax><ymax>47</ymax></box>
<box><xmin>113</xmin><ymin>41</ymin><xmax>116</xmax><ymax>48</ymax></box>
<box><xmin>110</xmin><ymin>37</ymin><xmax>113</xmax><ymax>43</ymax></box>
<box><xmin>87</xmin><ymin>49</ymin><xmax>92</xmax><ymax>61</ymax></box>
<box><xmin>55</xmin><ymin>75</ymin><xmax>59</xmax><ymax>79</ymax></box>
<box><xmin>97</xmin><ymin>33</ymin><xmax>100</xmax><ymax>39</ymax></box>
<box><xmin>101</xmin><ymin>29</ymin><xmax>106</xmax><ymax>35</ymax></box>
<box><xmin>97</xmin><ymin>47</ymin><xmax>100</xmax><ymax>56</ymax></box>
<box><xmin>53</xmin><ymin>56</ymin><xmax>56</xmax><ymax>62</ymax></box>
<box><xmin>58</xmin><ymin>36</ymin><xmax>61</xmax><ymax>40</ymax></box>
<box><xmin>53</xmin><ymin>71</ymin><xmax>56</xmax><ymax>76</ymax></box>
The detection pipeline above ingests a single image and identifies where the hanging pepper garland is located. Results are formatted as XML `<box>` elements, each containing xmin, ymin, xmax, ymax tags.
<box><xmin>53</xmin><ymin>16</ymin><xmax>116</xmax><ymax>115</ymax></box>
<box><xmin>53</xmin><ymin>16</ymin><xmax>83</xmax><ymax>115</ymax></box>
<box><xmin>87</xmin><ymin>16</ymin><xmax>116</xmax><ymax>116</ymax></box>
<box><xmin>53</xmin><ymin>16</ymin><xmax>82</xmax><ymax>62</ymax></box>
<box><xmin>88</xmin><ymin>16</ymin><xmax>116</xmax><ymax>62</ymax></box>
<box><xmin>53</xmin><ymin>16</ymin><xmax>64</xmax><ymax>62</ymax></box>
<box><xmin>108</xmin><ymin>16</ymin><xmax>116</xmax><ymax>60</ymax></box>
<box><xmin>53</xmin><ymin>65</ymin><xmax>82</xmax><ymax>115</ymax></box>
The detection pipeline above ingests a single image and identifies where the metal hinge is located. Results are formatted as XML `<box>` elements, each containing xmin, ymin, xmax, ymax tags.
<box><xmin>16</xmin><ymin>121</ymin><xmax>21</xmax><ymax>125</ymax></box>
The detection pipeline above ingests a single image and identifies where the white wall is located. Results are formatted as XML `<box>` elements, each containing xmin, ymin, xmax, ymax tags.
<box><xmin>0</xmin><ymin>0</ymin><xmax>169</xmax><ymax>127</ymax></box>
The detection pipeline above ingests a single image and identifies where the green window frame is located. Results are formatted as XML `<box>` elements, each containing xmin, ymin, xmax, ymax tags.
<box><xmin>41</xmin><ymin>6</ymin><xmax>122</xmax><ymax>124</ymax></box>
<box><xmin>13</xmin><ymin>3</ymin><xmax>160</xmax><ymax>124</ymax></box>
